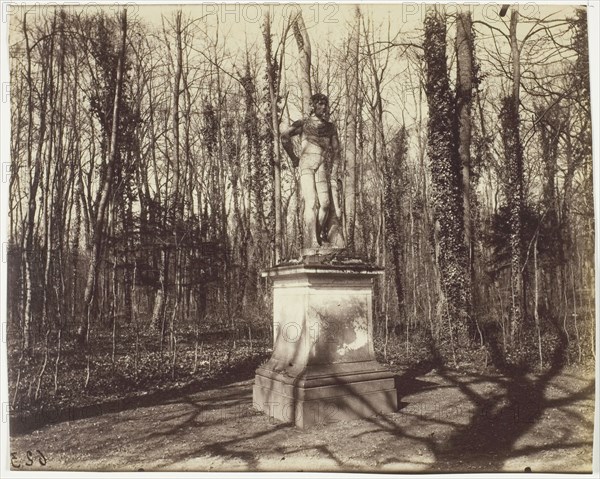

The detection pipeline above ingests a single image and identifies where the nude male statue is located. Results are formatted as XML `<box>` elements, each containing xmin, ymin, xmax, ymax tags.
<box><xmin>281</xmin><ymin>93</ymin><xmax>345</xmax><ymax>252</ymax></box>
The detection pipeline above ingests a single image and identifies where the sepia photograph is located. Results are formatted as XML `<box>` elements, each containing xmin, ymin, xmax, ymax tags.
<box><xmin>0</xmin><ymin>0</ymin><xmax>597</xmax><ymax>476</ymax></box>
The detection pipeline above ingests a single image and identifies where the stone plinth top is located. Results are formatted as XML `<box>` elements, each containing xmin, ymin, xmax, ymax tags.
<box><xmin>261</xmin><ymin>261</ymin><xmax>383</xmax><ymax>279</ymax></box>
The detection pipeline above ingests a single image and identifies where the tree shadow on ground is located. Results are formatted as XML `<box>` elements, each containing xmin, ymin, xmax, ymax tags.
<box><xmin>381</xmin><ymin>321</ymin><xmax>595</xmax><ymax>472</ymax></box>
<box><xmin>300</xmin><ymin>316</ymin><xmax>594</xmax><ymax>473</ymax></box>
<box><xmin>10</xmin><ymin>353</ymin><xmax>268</xmax><ymax>435</ymax></box>
<box><xmin>12</xmin><ymin>322</ymin><xmax>593</xmax><ymax>473</ymax></box>
<box><xmin>129</xmin><ymin>326</ymin><xmax>594</xmax><ymax>473</ymax></box>
<box><xmin>153</xmin><ymin>320</ymin><xmax>593</xmax><ymax>473</ymax></box>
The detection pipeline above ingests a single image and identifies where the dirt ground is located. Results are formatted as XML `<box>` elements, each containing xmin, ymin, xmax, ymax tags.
<box><xmin>9</xmin><ymin>363</ymin><xmax>595</xmax><ymax>473</ymax></box>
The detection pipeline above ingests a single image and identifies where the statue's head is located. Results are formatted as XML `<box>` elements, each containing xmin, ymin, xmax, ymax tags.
<box><xmin>310</xmin><ymin>93</ymin><xmax>329</xmax><ymax>119</ymax></box>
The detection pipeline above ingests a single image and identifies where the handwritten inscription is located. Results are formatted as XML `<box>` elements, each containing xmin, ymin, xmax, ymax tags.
<box><xmin>10</xmin><ymin>450</ymin><xmax>47</xmax><ymax>468</ymax></box>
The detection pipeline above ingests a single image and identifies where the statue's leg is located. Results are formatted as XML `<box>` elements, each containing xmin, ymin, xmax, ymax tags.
<box><xmin>300</xmin><ymin>169</ymin><xmax>320</xmax><ymax>248</ymax></box>
<box><xmin>315</xmin><ymin>165</ymin><xmax>330</xmax><ymax>243</ymax></box>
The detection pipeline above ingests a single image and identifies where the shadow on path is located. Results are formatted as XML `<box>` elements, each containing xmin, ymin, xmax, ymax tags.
<box><xmin>9</xmin><ymin>325</ymin><xmax>593</xmax><ymax>473</ymax></box>
<box><xmin>10</xmin><ymin>353</ymin><xmax>268</xmax><ymax>435</ymax></box>
<box><xmin>380</xmin><ymin>324</ymin><xmax>595</xmax><ymax>472</ymax></box>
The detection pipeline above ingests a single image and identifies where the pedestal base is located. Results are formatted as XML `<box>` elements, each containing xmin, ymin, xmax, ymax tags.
<box><xmin>253</xmin><ymin>263</ymin><xmax>397</xmax><ymax>428</ymax></box>
<box><xmin>253</xmin><ymin>363</ymin><xmax>397</xmax><ymax>428</ymax></box>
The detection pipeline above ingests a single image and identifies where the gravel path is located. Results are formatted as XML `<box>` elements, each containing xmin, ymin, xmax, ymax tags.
<box><xmin>10</xmin><ymin>365</ymin><xmax>594</xmax><ymax>473</ymax></box>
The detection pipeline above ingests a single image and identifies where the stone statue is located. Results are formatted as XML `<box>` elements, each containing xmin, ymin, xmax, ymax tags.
<box><xmin>281</xmin><ymin>93</ymin><xmax>345</xmax><ymax>254</ymax></box>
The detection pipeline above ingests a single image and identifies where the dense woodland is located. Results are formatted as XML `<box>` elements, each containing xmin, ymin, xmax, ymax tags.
<box><xmin>6</xmin><ymin>4</ymin><xmax>594</xmax><ymax>412</ymax></box>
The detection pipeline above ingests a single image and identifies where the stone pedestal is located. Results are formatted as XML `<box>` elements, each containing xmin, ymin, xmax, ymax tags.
<box><xmin>253</xmin><ymin>263</ymin><xmax>397</xmax><ymax>428</ymax></box>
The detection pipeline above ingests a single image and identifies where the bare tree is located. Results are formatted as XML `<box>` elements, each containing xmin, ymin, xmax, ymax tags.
<box><xmin>78</xmin><ymin>8</ymin><xmax>128</xmax><ymax>344</ymax></box>
<box><xmin>292</xmin><ymin>9</ymin><xmax>312</xmax><ymax>115</ymax></box>
<box><xmin>262</xmin><ymin>10</ymin><xmax>283</xmax><ymax>264</ymax></box>
<box><xmin>344</xmin><ymin>7</ymin><xmax>360</xmax><ymax>253</ymax></box>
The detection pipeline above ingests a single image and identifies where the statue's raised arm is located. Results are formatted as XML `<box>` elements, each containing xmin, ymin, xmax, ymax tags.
<box><xmin>280</xmin><ymin>119</ymin><xmax>304</xmax><ymax>168</ymax></box>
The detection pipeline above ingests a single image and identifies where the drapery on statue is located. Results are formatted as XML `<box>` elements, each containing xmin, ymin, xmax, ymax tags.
<box><xmin>281</xmin><ymin>94</ymin><xmax>346</xmax><ymax>254</ymax></box>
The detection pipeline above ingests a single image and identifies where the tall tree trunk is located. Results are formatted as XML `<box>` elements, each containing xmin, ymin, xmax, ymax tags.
<box><xmin>22</xmin><ymin>13</ymin><xmax>51</xmax><ymax>352</ymax></box>
<box><xmin>71</xmin><ymin>46</ymin><xmax>82</xmax><ymax>326</ymax></box>
<box><xmin>171</xmin><ymin>10</ymin><xmax>184</xmax><ymax>340</ymax></box>
<box><xmin>456</xmin><ymin>8</ymin><xmax>474</xmax><ymax>313</ymax></box>
<box><xmin>78</xmin><ymin>9</ymin><xmax>128</xmax><ymax>344</ymax></box>
<box><xmin>510</xmin><ymin>10</ymin><xmax>520</xmax><ymax>107</ymax></box>
<box><xmin>344</xmin><ymin>6</ymin><xmax>360</xmax><ymax>253</ymax></box>
<box><xmin>502</xmin><ymin>7</ymin><xmax>525</xmax><ymax>346</ymax></box>
<box><xmin>41</xmin><ymin>15</ymin><xmax>58</xmax><ymax>335</ymax></box>
<box><xmin>292</xmin><ymin>9</ymin><xmax>312</xmax><ymax>115</ymax></box>
<box><xmin>263</xmin><ymin>11</ymin><xmax>283</xmax><ymax>264</ymax></box>
<box><xmin>423</xmin><ymin>8</ymin><xmax>469</xmax><ymax>360</ymax></box>
<box><xmin>171</xmin><ymin>9</ymin><xmax>182</xmax><ymax>216</ymax></box>
<box><xmin>385</xmin><ymin>127</ymin><xmax>408</xmax><ymax>323</ymax></box>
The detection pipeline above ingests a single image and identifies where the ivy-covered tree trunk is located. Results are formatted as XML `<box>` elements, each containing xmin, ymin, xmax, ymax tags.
<box><xmin>384</xmin><ymin>127</ymin><xmax>408</xmax><ymax>322</ymax></box>
<box><xmin>456</xmin><ymin>8</ymin><xmax>474</xmax><ymax>312</ymax></box>
<box><xmin>423</xmin><ymin>8</ymin><xmax>469</xmax><ymax>360</ymax></box>
<box><xmin>501</xmin><ymin>8</ymin><xmax>526</xmax><ymax>346</ymax></box>
<box><xmin>499</xmin><ymin>95</ymin><xmax>525</xmax><ymax>346</ymax></box>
